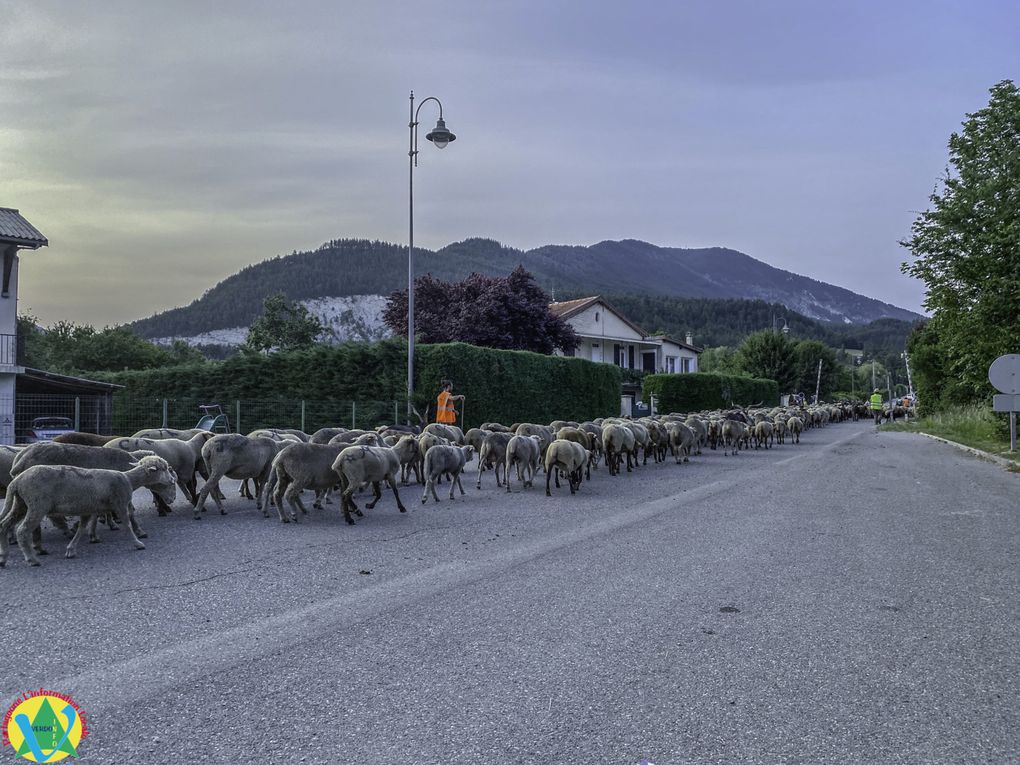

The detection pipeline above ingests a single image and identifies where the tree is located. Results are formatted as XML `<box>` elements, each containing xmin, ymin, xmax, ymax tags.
<box><xmin>791</xmin><ymin>340</ymin><xmax>840</xmax><ymax>399</ymax></box>
<box><xmin>698</xmin><ymin>346</ymin><xmax>747</xmax><ymax>376</ymax></box>
<box><xmin>736</xmin><ymin>330</ymin><xmax>797</xmax><ymax>391</ymax></box>
<box><xmin>244</xmin><ymin>293</ymin><xmax>325</xmax><ymax>353</ymax></box>
<box><xmin>901</xmin><ymin>80</ymin><xmax>1020</xmax><ymax>404</ymax></box>
<box><xmin>382</xmin><ymin>266</ymin><xmax>579</xmax><ymax>354</ymax></box>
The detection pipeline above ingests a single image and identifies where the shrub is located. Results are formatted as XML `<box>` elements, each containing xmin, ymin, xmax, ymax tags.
<box><xmin>96</xmin><ymin>340</ymin><xmax>621</xmax><ymax>429</ymax></box>
<box><xmin>643</xmin><ymin>372</ymin><xmax>779</xmax><ymax>412</ymax></box>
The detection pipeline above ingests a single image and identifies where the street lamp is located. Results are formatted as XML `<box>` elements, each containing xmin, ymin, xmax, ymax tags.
<box><xmin>407</xmin><ymin>91</ymin><xmax>456</xmax><ymax>423</ymax></box>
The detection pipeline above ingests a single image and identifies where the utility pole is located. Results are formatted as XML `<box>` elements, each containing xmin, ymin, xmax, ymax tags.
<box><xmin>902</xmin><ymin>351</ymin><xmax>914</xmax><ymax>397</ymax></box>
<box><xmin>814</xmin><ymin>358</ymin><xmax>823</xmax><ymax>405</ymax></box>
<box><xmin>872</xmin><ymin>360</ymin><xmax>876</xmax><ymax>390</ymax></box>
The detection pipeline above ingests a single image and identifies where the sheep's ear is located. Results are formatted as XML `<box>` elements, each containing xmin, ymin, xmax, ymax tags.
<box><xmin>147</xmin><ymin>465</ymin><xmax>159</xmax><ymax>472</ymax></box>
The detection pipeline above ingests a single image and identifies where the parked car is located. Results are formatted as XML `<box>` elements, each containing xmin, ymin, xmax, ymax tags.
<box><xmin>23</xmin><ymin>416</ymin><xmax>75</xmax><ymax>444</ymax></box>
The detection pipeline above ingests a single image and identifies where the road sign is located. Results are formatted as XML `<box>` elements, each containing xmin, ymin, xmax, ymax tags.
<box><xmin>993</xmin><ymin>394</ymin><xmax>1020</xmax><ymax>412</ymax></box>
<box><xmin>988</xmin><ymin>354</ymin><xmax>1020</xmax><ymax>394</ymax></box>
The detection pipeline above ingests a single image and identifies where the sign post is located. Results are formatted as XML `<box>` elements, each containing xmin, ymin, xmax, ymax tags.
<box><xmin>989</xmin><ymin>354</ymin><xmax>1020</xmax><ymax>452</ymax></box>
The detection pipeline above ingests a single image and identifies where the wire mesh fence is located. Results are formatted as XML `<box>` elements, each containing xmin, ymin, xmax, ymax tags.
<box><xmin>6</xmin><ymin>394</ymin><xmax>414</xmax><ymax>443</ymax></box>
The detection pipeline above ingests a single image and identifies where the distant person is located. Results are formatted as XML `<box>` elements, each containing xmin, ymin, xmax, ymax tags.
<box><xmin>869</xmin><ymin>388</ymin><xmax>884</xmax><ymax>425</ymax></box>
<box><xmin>435</xmin><ymin>379</ymin><xmax>464</xmax><ymax>425</ymax></box>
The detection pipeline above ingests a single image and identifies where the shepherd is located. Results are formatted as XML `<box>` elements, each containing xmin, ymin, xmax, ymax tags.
<box><xmin>436</xmin><ymin>379</ymin><xmax>465</xmax><ymax>425</ymax></box>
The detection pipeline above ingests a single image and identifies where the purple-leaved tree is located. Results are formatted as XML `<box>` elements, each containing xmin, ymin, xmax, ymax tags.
<box><xmin>382</xmin><ymin>266</ymin><xmax>579</xmax><ymax>354</ymax></box>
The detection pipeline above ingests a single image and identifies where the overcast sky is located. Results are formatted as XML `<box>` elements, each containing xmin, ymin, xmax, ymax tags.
<box><xmin>1</xmin><ymin>1</ymin><xmax>1017</xmax><ymax>326</ymax></box>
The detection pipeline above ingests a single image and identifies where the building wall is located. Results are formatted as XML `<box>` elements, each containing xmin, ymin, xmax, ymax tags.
<box><xmin>0</xmin><ymin>256</ymin><xmax>19</xmax><ymax>445</ymax></box>
<box><xmin>568</xmin><ymin>303</ymin><xmax>644</xmax><ymax>342</ymax></box>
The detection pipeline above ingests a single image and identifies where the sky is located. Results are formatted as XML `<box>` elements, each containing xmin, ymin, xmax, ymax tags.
<box><xmin>1</xmin><ymin>0</ymin><xmax>1017</xmax><ymax>326</ymax></box>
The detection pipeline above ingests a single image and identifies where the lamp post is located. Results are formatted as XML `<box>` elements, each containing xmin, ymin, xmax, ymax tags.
<box><xmin>407</xmin><ymin>91</ymin><xmax>456</xmax><ymax>423</ymax></box>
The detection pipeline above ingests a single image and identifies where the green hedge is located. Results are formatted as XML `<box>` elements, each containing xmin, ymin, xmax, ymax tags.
<box><xmin>643</xmin><ymin>372</ymin><xmax>779</xmax><ymax>412</ymax></box>
<box><xmin>96</xmin><ymin>339</ymin><xmax>621</xmax><ymax>429</ymax></box>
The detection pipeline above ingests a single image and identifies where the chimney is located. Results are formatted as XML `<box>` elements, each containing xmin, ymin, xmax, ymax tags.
<box><xmin>685</xmin><ymin>332</ymin><xmax>693</xmax><ymax>346</ymax></box>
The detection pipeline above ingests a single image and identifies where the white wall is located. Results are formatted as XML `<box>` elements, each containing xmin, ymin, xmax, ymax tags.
<box><xmin>568</xmin><ymin>303</ymin><xmax>644</xmax><ymax>342</ymax></box>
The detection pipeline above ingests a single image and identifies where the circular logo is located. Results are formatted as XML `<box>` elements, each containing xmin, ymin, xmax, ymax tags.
<box><xmin>2</xmin><ymin>691</ymin><xmax>87</xmax><ymax>763</ymax></box>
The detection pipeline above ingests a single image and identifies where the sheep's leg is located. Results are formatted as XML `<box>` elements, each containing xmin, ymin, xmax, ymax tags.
<box><xmin>65</xmin><ymin>515</ymin><xmax>91</xmax><ymax>559</ymax></box>
<box><xmin>124</xmin><ymin>503</ymin><xmax>146</xmax><ymax>550</ymax></box>
<box><xmin>475</xmin><ymin>464</ymin><xmax>485</xmax><ymax>491</ymax></box>
<box><xmin>554</xmin><ymin>468</ymin><xmax>561</xmax><ymax>488</ymax></box>
<box><xmin>365</xmin><ymin>481</ymin><xmax>384</xmax><ymax>510</ymax></box>
<box><xmin>505</xmin><ymin>459</ymin><xmax>514</xmax><ymax>493</ymax></box>
<box><xmin>0</xmin><ymin>498</ymin><xmax>28</xmax><ymax>567</ymax></box>
<box><xmin>152</xmin><ymin>490</ymin><xmax>172</xmax><ymax>516</ymax></box>
<box><xmin>455</xmin><ymin>470</ymin><xmax>466</xmax><ymax>496</ymax></box>
<box><xmin>545</xmin><ymin>464</ymin><xmax>554</xmax><ymax>497</ymax></box>
<box><xmin>387</xmin><ymin>476</ymin><xmax>406</xmax><ymax>513</ymax></box>
<box><xmin>129</xmin><ymin>507</ymin><xmax>147</xmax><ymax>539</ymax></box>
<box><xmin>15</xmin><ymin>514</ymin><xmax>42</xmax><ymax>566</ymax></box>
<box><xmin>313</xmin><ymin>489</ymin><xmax>325</xmax><ymax>510</ymax></box>
<box><xmin>193</xmin><ymin>470</ymin><xmax>226</xmax><ymax>519</ymax></box>
<box><xmin>285</xmin><ymin>484</ymin><xmax>309</xmax><ymax>523</ymax></box>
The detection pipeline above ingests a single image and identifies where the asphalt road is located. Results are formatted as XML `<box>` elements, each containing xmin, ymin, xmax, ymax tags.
<box><xmin>1</xmin><ymin>421</ymin><xmax>1017</xmax><ymax>764</ymax></box>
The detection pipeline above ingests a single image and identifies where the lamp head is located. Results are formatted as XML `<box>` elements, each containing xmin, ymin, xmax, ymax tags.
<box><xmin>426</xmin><ymin>117</ymin><xmax>456</xmax><ymax>149</ymax></box>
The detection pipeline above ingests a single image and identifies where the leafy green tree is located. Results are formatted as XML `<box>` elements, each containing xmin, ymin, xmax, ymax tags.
<box><xmin>736</xmin><ymin>330</ymin><xmax>797</xmax><ymax>391</ymax></box>
<box><xmin>244</xmin><ymin>293</ymin><xmax>325</xmax><ymax>353</ymax></box>
<box><xmin>901</xmin><ymin>80</ymin><xmax>1020</xmax><ymax>404</ymax></box>
<box><xmin>791</xmin><ymin>340</ymin><xmax>840</xmax><ymax>398</ymax></box>
<box><xmin>906</xmin><ymin>322</ymin><xmax>947</xmax><ymax>415</ymax></box>
<box><xmin>698</xmin><ymin>346</ymin><xmax>747</xmax><ymax>376</ymax></box>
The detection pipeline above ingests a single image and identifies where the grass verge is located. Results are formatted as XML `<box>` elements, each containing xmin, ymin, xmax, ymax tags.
<box><xmin>883</xmin><ymin>404</ymin><xmax>1019</xmax><ymax>468</ymax></box>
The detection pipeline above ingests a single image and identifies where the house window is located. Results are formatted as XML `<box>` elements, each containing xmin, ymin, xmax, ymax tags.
<box><xmin>595</xmin><ymin>311</ymin><xmax>600</xmax><ymax>322</ymax></box>
<box><xmin>681</xmin><ymin>357</ymin><xmax>691</xmax><ymax>373</ymax></box>
<box><xmin>666</xmin><ymin>356</ymin><xmax>676</xmax><ymax>373</ymax></box>
<box><xmin>614</xmin><ymin>344</ymin><xmax>624</xmax><ymax>367</ymax></box>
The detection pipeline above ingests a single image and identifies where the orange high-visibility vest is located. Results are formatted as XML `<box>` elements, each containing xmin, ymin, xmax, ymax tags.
<box><xmin>436</xmin><ymin>391</ymin><xmax>457</xmax><ymax>423</ymax></box>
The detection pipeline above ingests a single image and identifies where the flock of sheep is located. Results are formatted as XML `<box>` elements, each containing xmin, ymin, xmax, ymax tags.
<box><xmin>0</xmin><ymin>401</ymin><xmax>859</xmax><ymax>568</ymax></box>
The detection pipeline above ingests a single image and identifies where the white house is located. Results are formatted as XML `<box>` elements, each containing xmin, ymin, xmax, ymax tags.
<box><xmin>549</xmin><ymin>296</ymin><xmax>701</xmax><ymax>373</ymax></box>
<box><xmin>0</xmin><ymin>208</ymin><xmax>47</xmax><ymax>445</ymax></box>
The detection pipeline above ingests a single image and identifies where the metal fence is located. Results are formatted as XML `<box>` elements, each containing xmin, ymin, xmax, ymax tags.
<box><xmin>5</xmin><ymin>394</ymin><xmax>414</xmax><ymax>442</ymax></box>
<box><xmin>114</xmin><ymin>396</ymin><xmax>412</xmax><ymax>437</ymax></box>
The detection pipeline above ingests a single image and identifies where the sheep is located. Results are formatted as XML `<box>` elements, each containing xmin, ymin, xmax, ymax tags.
<box><xmin>421</xmin><ymin>445</ymin><xmax>475</xmax><ymax>503</ymax></box>
<box><xmin>666</xmin><ymin>421</ymin><xmax>696</xmax><ymax>464</ymax></box>
<box><xmin>504</xmin><ymin>435</ymin><xmax>542</xmax><ymax>492</ymax></box>
<box><xmin>601</xmin><ymin>423</ymin><xmax>632</xmax><ymax>476</ymax></box>
<box><xmin>480</xmin><ymin>422</ymin><xmax>511</xmax><ymax>433</ymax></box>
<box><xmin>753</xmin><ymin>421</ymin><xmax>775</xmax><ymax>450</ymax></box>
<box><xmin>464</xmin><ymin>427</ymin><xmax>488</xmax><ymax>456</ymax></box>
<box><xmin>555</xmin><ymin>428</ymin><xmax>596</xmax><ymax>478</ymax></box>
<box><xmin>330</xmin><ymin>432</ymin><xmax>379</xmax><ymax>448</ymax></box>
<box><xmin>720</xmin><ymin>419</ymin><xmax>748</xmax><ymax>456</ymax></box>
<box><xmin>332</xmin><ymin>445</ymin><xmax>406</xmax><ymax>525</ymax></box>
<box><xmin>53</xmin><ymin>432</ymin><xmax>131</xmax><ymax>447</ymax></box>
<box><xmin>0</xmin><ymin>445</ymin><xmax>21</xmax><ymax>496</ymax></box>
<box><xmin>104</xmin><ymin>434</ymin><xmax>212</xmax><ymax>505</ymax></box>
<box><xmin>476</xmin><ymin>431</ymin><xmax>514</xmax><ymax>489</ymax></box>
<box><xmin>544</xmin><ymin>440</ymin><xmax>588</xmax><ymax>496</ymax></box>
<box><xmin>624</xmin><ymin>422</ymin><xmax>651</xmax><ymax>466</ymax></box>
<box><xmin>193</xmin><ymin>435</ymin><xmax>281</xmax><ymax>518</ymax></box>
<box><xmin>132</xmin><ymin>427</ymin><xmax>208</xmax><ymax>440</ymax></box>
<box><xmin>260</xmin><ymin>442</ymin><xmax>346</xmax><ymax>522</ymax></box>
<box><xmin>0</xmin><ymin>455</ymin><xmax>177</xmax><ymax>568</ymax></box>
<box><xmin>310</xmin><ymin>427</ymin><xmax>348</xmax><ymax>444</ymax></box>
<box><xmin>423</xmin><ymin>423</ymin><xmax>464</xmax><ymax>444</ymax></box>
<box><xmin>247</xmin><ymin>429</ymin><xmax>303</xmax><ymax>443</ymax></box>
<box><xmin>787</xmin><ymin>416</ymin><xmax>804</xmax><ymax>444</ymax></box>
<box><xmin>684</xmin><ymin>417</ymin><xmax>707</xmax><ymax>455</ymax></box>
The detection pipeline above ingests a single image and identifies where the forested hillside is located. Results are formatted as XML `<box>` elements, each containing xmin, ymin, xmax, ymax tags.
<box><xmin>131</xmin><ymin>237</ymin><xmax>921</xmax><ymax>338</ymax></box>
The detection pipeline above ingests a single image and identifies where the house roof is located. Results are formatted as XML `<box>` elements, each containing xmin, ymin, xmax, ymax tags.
<box><xmin>0</xmin><ymin>208</ymin><xmax>48</xmax><ymax>248</ymax></box>
<box><xmin>550</xmin><ymin>296</ymin><xmax>703</xmax><ymax>353</ymax></box>
<box><xmin>18</xmin><ymin>367</ymin><xmax>122</xmax><ymax>394</ymax></box>
<box><xmin>549</xmin><ymin>295</ymin><xmax>649</xmax><ymax>339</ymax></box>
<box><xmin>647</xmin><ymin>333</ymin><xmax>704</xmax><ymax>354</ymax></box>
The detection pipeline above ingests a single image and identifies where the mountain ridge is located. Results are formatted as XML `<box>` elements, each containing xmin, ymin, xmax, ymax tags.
<box><xmin>130</xmin><ymin>237</ymin><xmax>921</xmax><ymax>339</ymax></box>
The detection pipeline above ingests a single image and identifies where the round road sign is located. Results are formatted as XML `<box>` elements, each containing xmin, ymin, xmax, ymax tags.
<box><xmin>988</xmin><ymin>354</ymin><xmax>1020</xmax><ymax>394</ymax></box>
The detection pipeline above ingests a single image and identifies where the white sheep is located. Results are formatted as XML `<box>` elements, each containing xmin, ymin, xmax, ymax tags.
<box><xmin>504</xmin><ymin>435</ymin><xmax>542</xmax><ymax>492</ymax></box>
<box><xmin>0</xmin><ymin>456</ymin><xmax>177</xmax><ymax>567</ymax></box>
<box><xmin>421</xmin><ymin>444</ymin><xmax>475</xmax><ymax>504</ymax></box>
<box><xmin>332</xmin><ymin>445</ymin><xmax>406</xmax><ymax>525</ymax></box>
<box><xmin>544</xmin><ymin>440</ymin><xmax>588</xmax><ymax>496</ymax></box>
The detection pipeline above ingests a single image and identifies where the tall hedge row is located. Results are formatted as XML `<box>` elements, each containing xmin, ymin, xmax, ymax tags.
<box><xmin>643</xmin><ymin>372</ymin><xmax>779</xmax><ymax>412</ymax></box>
<box><xmin>96</xmin><ymin>339</ymin><xmax>621</xmax><ymax>430</ymax></box>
